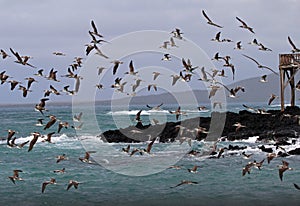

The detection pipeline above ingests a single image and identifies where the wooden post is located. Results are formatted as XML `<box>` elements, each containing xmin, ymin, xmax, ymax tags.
<box><xmin>280</xmin><ymin>65</ymin><xmax>285</xmax><ymax>112</ymax></box>
<box><xmin>290</xmin><ymin>68</ymin><xmax>295</xmax><ymax>107</ymax></box>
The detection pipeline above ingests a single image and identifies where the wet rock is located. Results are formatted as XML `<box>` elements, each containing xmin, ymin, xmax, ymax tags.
<box><xmin>287</xmin><ymin>148</ymin><xmax>300</xmax><ymax>155</ymax></box>
<box><xmin>99</xmin><ymin>106</ymin><xmax>300</xmax><ymax>143</ymax></box>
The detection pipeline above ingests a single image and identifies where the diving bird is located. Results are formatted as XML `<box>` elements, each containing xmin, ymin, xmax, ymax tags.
<box><xmin>135</xmin><ymin>110</ymin><xmax>142</xmax><ymax>122</ymax></box>
<box><xmin>47</xmin><ymin>68</ymin><xmax>60</xmax><ymax>82</ymax></box>
<box><xmin>169</xmin><ymin>106</ymin><xmax>186</xmax><ymax>120</ymax></box>
<box><xmin>143</xmin><ymin>137</ymin><xmax>156</xmax><ymax>154</ymax></box>
<box><xmin>146</xmin><ymin>103</ymin><xmax>163</xmax><ymax>110</ymax></box>
<box><xmin>171</xmin><ymin>28</ymin><xmax>184</xmax><ymax>39</ymax></box>
<box><xmin>170</xmin><ymin>180</ymin><xmax>198</xmax><ymax>188</ymax></box>
<box><xmin>8</xmin><ymin>80</ymin><xmax>21</xmax><ymax>91</ymax></box>
<box><xmin>57</xmin><ymin>122</ymin><xmax>69</xmax><ymax>133</ymax></box>
<box><xmin>41</xmin><ymin>178</ymin><xmax>56</xmax><ymax>193</ymax></box>
<box><xmin>53</xmin><ymin>168</ymin><xmax>65</xmax><ymax>173</ymax></box>
<box><xmin>293</xmin><ymin>183</ymin><xmax>300</xmax><ymax>190</ymax></box>
<box><xmin>260</xmin><ymin>75</ymin><xmax>267</xmax><ymax>83</ymax></box>
<box><xmin>278</xmin><ymin>160</ymin><xmax>293</xmax><ymax>181</ymax></box>
<box><xmin>187</xmin><ymin>165</ymin><xmax>198</xmax><ymax>173</ymax></box>
<box><xmin>211</xmin><ymin>32</ymin><xmax>222</xmax><ymax>42</ymax></box>
<box><xmin>111</xmin><ymin>60</ymin><xmax>123</xmax><ymax>75</ymax></box>
<box><xmin>125</xmin><ymin>60</ymin><xmax>138</xmax><ymax>75</ymax></box>
<box><xmin>268</xmin><ymin>94</ymin><xmax>278</xmax><ymax>105</ymax></box>
<box><xmin>234</xmin><ymin>41</ymin><xmax>243</xmax><ymax>50</ymax></box>
<box><xmin>18</xmin><ymin>85</ymin><xmax>31</xmax><ymax>97</ymax></box>
<box><xmin>6</xmin><ymin>129</ymin><xmax>17</xmax><ymax>147</ymax></box>
<box><xmin>170</xmin><ymin>37</ymin><xmax>178</xmax><ymax>47</ymax></box>
<box><xmin>233</xmin><ymin>122</ymin><xmax>246</xmax><ymax>132</ymax></box>
<box><xmin>56</xmin><ymin>154</ymin><xmax>68</xmax><ymax>163</ymax></box>
<box><xmin>152</xmin><ymin>72</ymin><xmax>161</xmax><ymax>80</ymax></box>
<box><xmin>90</xmin><ymin>20</ymin><xmax>103</xmax><ymax>38</ymax></box>
<box><xmin>242</xmin><ymin>54</ymin><xmax>278</xmax><ymax>75</ymax></box>
<box><xmin>202</xmin><ymin>10</ymin><xmax>223</xmax><ymax>28</ymax></box>
<box><xmin>236</xmin><ymin>17</ymin><xmax>255</xmax><ymax>33</ymax></box>
<box><xmin>182</xmin><ymin>58</ymin><xmax>198</xmax><ymax>73</ymax></box>
<box><xmin>9</xmin><ymin>48</ymin><xmax>36</xmax><ymax>68</ymax></box>
<box><xmin>44</xmin><ymin>115</ymin><xmax>57</xmax><ymax>130</ymax></box>
<box><xmin>288</xmin><ymin>36</ymin><xmax>300</xmax><ymax>53</ymax></box>
<box><xmin>43</xmin><ymin>132</ymin><xmax>55</xmax><ymax>143</ymax></box>
<box><xmin>148</xmin><ymin>84</ymin><xmax>157</xmax><ymax>91</ymax></box>
<box><xmin>28</xmin><ymin>132</ymin><xmax>41</xmax><ymax>152</ymax></box>
<box><xmin>53</xmin><ymin>52</ymin><xmax>66</xmax><ymax>56</ymax></box>
<box><xmin>122</xmin><ymin>145</ymin><xmax>130</xmax><ymax>153</ymax></box>
<box><xmin>242</xmin><ymin>162</ymin><xmax>254</xmax><ymax>176</ymax></box>
<box><xmin>79</xmin><ymin>151</ymin><xmax>96</xmax><ymax>163</ymax></box>
<box><xmin>8</xmin><ymin>170</ymin><xmax>23</xmax><ymax>184</ymax></box>
<box><xmin>267</xmin><ymin>153</ymin><xmax>276</xmax><ymax>164</ymax></box>
<box><xmin>241</xmin><ymin>151</ymin><xmax>252</xmax><ymax>159</ymax></box>
<box><xmin>161</xmin><ymin>53</ymin><xmax>171</xmax><ymax>61</ymax></box>
<box><xmin>171</xmin><ymin>74</ymin><xmax>180</xmax><ymax>86</ymax></box>
<box><xmin>253</xmin><ymin>159</ymin><xmax>265</xmax><ymax>170</ymax></box>
<box><xmin>73</xmin><ymin>112</ymin><xmax>83</xmax><ymax>122</ymax></box>
<box><xmin>0</xmin><ymin>49</ymin><xmax>10</xmax><ymax>59</ymax></box>
<box><xmin>258</xmin><ymin>43</ymin><xmax>272</xmax><ymax>51</ymax></box>
<box><xmin>66</xmin><ymin>180</ymin><xmax>81</xmax><ymax>191</ymax></box>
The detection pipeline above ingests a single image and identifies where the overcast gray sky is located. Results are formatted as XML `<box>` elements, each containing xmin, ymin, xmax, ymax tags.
<box><xmin>0</xmin><ymin>0</ymin><xmax>299</xmax><ymax>104</ymax></box>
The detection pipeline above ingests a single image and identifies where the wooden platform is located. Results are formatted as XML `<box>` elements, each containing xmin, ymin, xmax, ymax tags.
<box><xmin>279</xmin><ymin>53</ymin><xmax>300</xmax><ymax>111</ymax></box>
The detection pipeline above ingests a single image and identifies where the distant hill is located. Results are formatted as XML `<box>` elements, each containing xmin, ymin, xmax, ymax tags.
<box><xmin>106</xmin><ymin>73</ymin><xmax>286</xmax><ymax>106</ymax></box>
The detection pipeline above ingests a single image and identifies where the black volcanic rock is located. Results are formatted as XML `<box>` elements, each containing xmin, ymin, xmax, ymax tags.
<box><xmin>99</xmin><ymin>106</ymin><xmax>300</xmax><ymax>143</ymax></box>
<box><xmin>288</xmin><ymin>148</ymin><xmax>300</xmax><ymax>155</ymax></box>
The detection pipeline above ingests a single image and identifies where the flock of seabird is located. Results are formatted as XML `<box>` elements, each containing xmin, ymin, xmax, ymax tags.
<box><xmin>0</xmin><ymin>8</ymin><xmax>300</xmax><ymax>193</ymax></box>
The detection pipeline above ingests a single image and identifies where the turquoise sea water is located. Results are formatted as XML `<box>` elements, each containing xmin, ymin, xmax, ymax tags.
<box><xmin>0</xmin><ymin>102</ymin><xmax>300</xmax><ymax>206</ymax></box>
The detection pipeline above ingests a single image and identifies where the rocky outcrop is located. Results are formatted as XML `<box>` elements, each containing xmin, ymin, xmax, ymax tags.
<box><xmin>99</xmin><ymin>106</ymin><xmax>300</xmax><ymax>143</ymax></box>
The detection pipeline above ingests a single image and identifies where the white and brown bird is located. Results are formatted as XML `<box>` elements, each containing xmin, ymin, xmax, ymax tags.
<box><xmin>288</xmin><ymin>36</ymin><xmax>300</xmax><ymax>53</ymax></box>
<box><xmin>148</xmin><ymin>84</ymin><xmax>157</xmax><ymax>92</ymax></box>
<box><xmin>234</xmin><ymin>41</ymin><xmax>243</xmax><ymax>50</ymax></box>
<box><xmin>90</xmin><ymin>20</ymin><xmax>103</xmax><ymax>38</ymax></box>
<box><xmin>43</xmin><ymin>132</ymin><xmax>55</xmax><ymax>143</ymax></box>
<box><xmin>236</xmin><ymin>17</ymin><xmax>255</xmax><ymax>33</ymax></box>
<box><xmin>152</xmin><ymin>71</ymin><xmax>161</xmax><ymax>80</ymax></box>
<box><xmin>56</xmin><ymin>154</ymin><xmax>68</xmax><ymax>163</ymax></box>
<box><xmin>242</xmin><ymin>162</ymin><xmax>254</xmax><ymax>176</ymax></box>
<box><xmin>267</xmin><ymin>153</ymin><xmax>276</xmax><ymax>164</ymax></box>
<box><xmin>44</xmin><ymin>115</ymin><xmax>57</xmax><ymax>130</ymax></box>
<box><xmin>9</xmin><ymin>48</ymin><xmax>36</xmax><ymax>68</ymax></box>
<box><xmin>233</xmin><ymin>122</ymin><xmax>246</xmax><ymax>132</ymax></box>
<box><xmin>79</xmin><ymin>151</ymin><xmax>96</xmax><ymax>163</ymax></box>
<box><xmin>8</xmin><ymin>169</ymin><xmax>23</xmax><ymax>184</ymax></box>
<box><xmin>242</xmin><ymin>54</ymin><xmax>278</xmax><ymax>75</ymax></box>
<box><xmin>1</xmin><ymin>49</ymin><xmax>10</xmax><ymax>59</ymax></box>
<box><xmin>28</xmin><ymin>132</ymin><xmax>41</xmax><ymax>152</ymax></box>
<box><xmin>202</xmin><ymin>10</ymin><xmax>223</xmax><ymax>28</ymax></box>
<box><xmin>53</xmin><ymin>168</ymin><xmax>65</xmax><ymax>173</ymax></box>
<box><xmin>170</xmin><ymin>180</ymin><xmax>198</xmax><ymax>188</ymax></box>
<box><xmin>268</xmin><ymin>94</ymin><xmax>278</xmax><ymax>105</ymax></box>
<box><xmin>278</xmin><ymin>160</ymin><xmax>293</xmax><ymax>181</ymax></box>
<box><xmin>53</xmin><ymin>52</ymin><xmax>66</xmax><ymax>56</ymax></box>
<box><xmin>241</xmin><ymin>151</ymin><xmax>252</xmax><ymax>159</ymax></box>
<box><xmin>57</xmin><ymin>121</ymin><xmax>69</xmax><ymax>133</ymax></box>
<box><xmin>169</xmin><ymin>106</ymin><xmax>186</xmax><ymax>120</ymax></box>
<box><xmin>67</xmin><ymin>180</ymin><xmax>81</xmax><ymax>191</ymax></box>
<box><xmin>187</xmin><ymin>165</ymin><xmax>198</xmax><ymax>173</ymax></box>
<box><xmin>260</xmin><ymin>75</ymin><xmax>267</xmax><ymax>83</ymax></box>
<box><xmin>111</xmin><ymin>60</ymin><xmax>123</xmax><ymax>75</ymax></box>
<box><xmin>125</xmin><ymin>60</ymin><xmax>138</xmax><ymax>75</ymax></box>
<box><xmin>41</xmin><ymin>178</ymin><xmax>57</xmax><ymax>193</ymax></box>
<box><xmin>73</xmin><ymin>112</ymin><xmax>83</xmax><ymax>122</ymax></box>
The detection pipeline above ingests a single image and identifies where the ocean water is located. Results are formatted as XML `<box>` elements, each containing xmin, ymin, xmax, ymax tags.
<box><xmin>0</xmin><ymin>102</ymin><xmax>300</xmax><ymax>206</ymax></box>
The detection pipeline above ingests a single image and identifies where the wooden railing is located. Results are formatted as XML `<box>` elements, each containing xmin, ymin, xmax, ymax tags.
<box><xmin>279</xmin><ymin>53</ymin><xmax>300</xmax><ymax>67</ymax></box>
